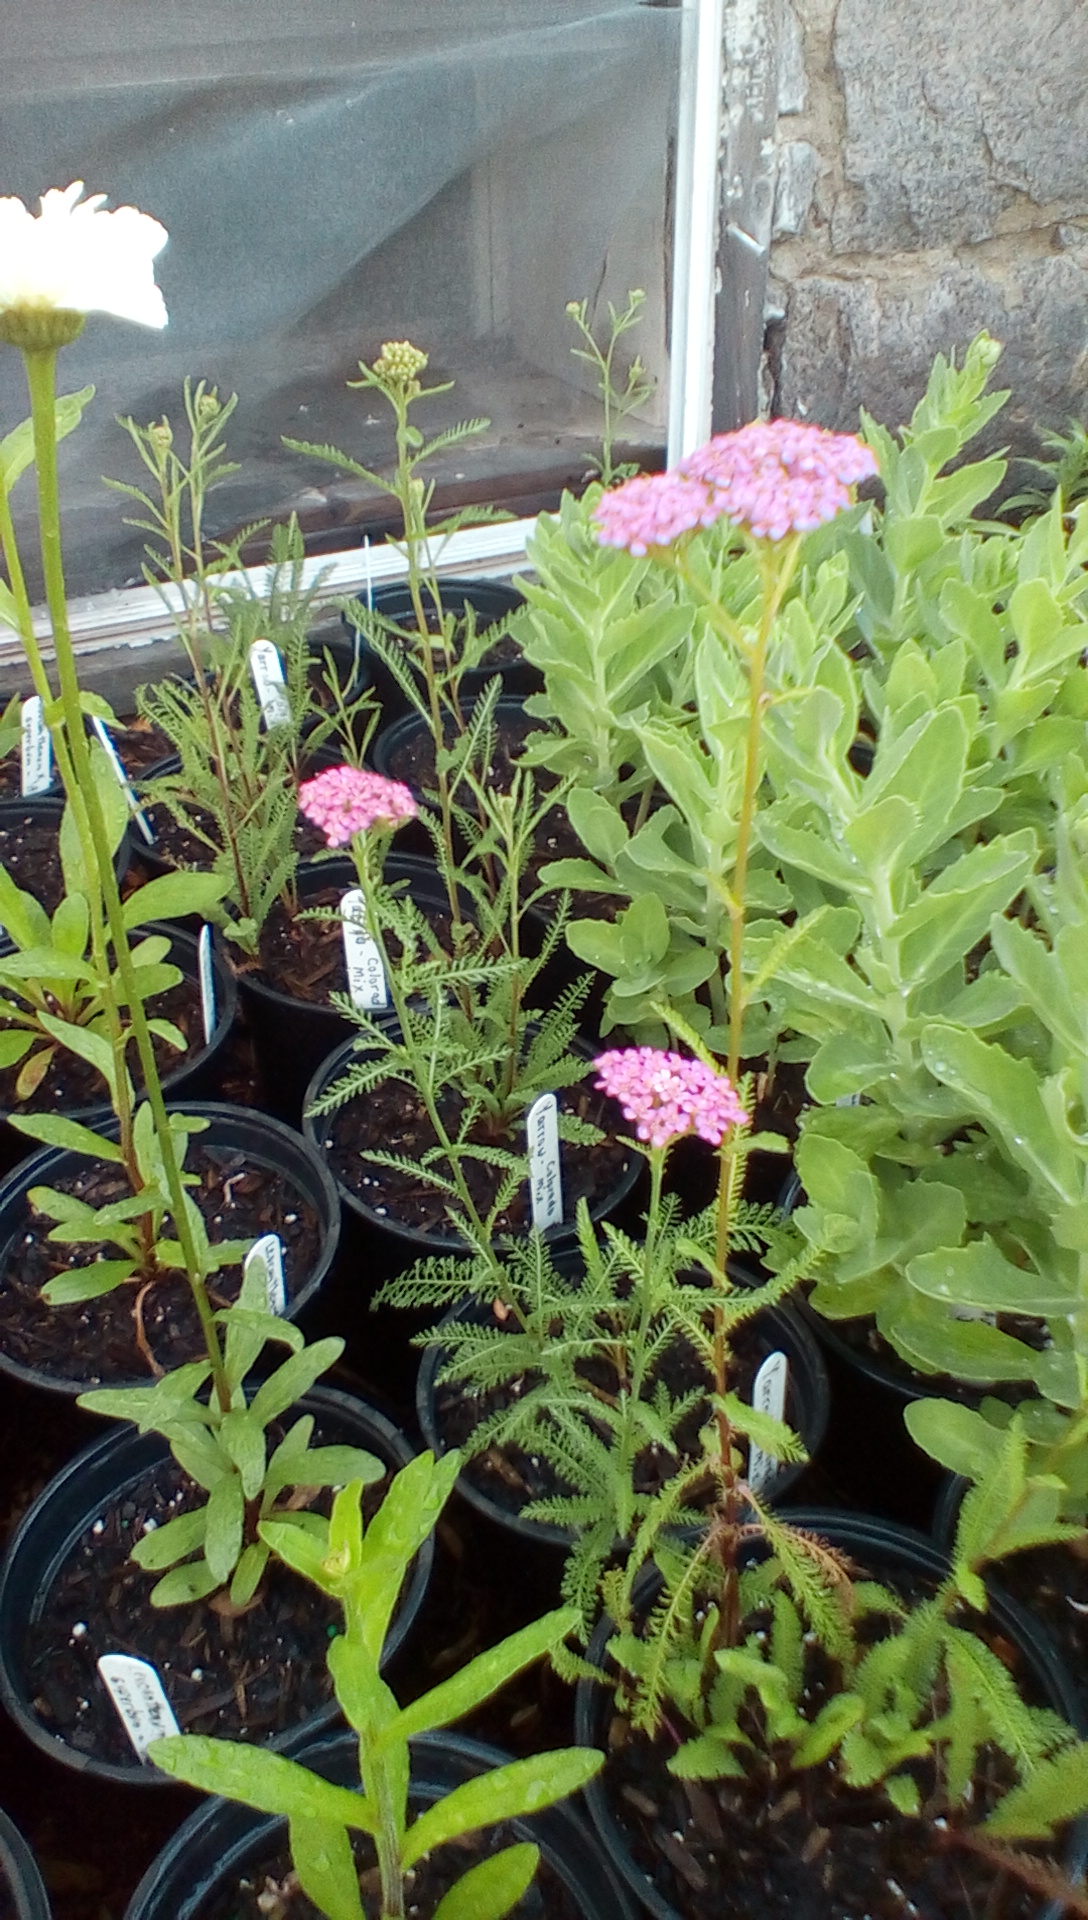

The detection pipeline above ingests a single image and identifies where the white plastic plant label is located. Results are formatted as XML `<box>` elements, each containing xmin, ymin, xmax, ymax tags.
<box><xmin>198</xmin><ymin>924</ymin><xmax>217</xmax><ymax>1046</ymax></box>
<box><xmin>249</xmin><ymin>640</ymin><xmax>291</xmax><ymax>729</ymax></box>
<box><xmin>97</xmin><ymin>1653</ymin><xmax>180</xmax><ymax>1759</ymax></box>
<box><xmin>20</xmin><ymin>696</ymin><xmax>51</xmax><ymax>795</ymax></box>
<box><xmin>340</xmin><ymin>889</ymin><xmax>387</xmax><ymax>1010</ymax></box>
<box><xmin>91</xmin><ymin>716</ymin><xmax>155</xmax><ymax>845</ymax></box>
<box><xmin>527</xmin><ymin>1092</ymin><xmax>563</xmax><ymax>1231</ymax></box>
<box><xmin>245</xmin><ymin>1233</ymin><xmax>286</xmax><ymax>1315</ymax></box>
<box><xmin>747</xmin><ymin>1349</ymin><xmax>790</xmax><ymax>1495</ymax></box>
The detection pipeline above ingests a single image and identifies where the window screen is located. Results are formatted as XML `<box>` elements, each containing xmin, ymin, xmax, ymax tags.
<box><xmin>2</xmin><ymin>1</ymin><xmax>680</xmax><ymax>598</ymax></box>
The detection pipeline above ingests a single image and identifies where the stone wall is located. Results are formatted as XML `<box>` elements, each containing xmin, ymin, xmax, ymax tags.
<box><xmin>729</xmin><ymin>0</ymin><xmax>1088</xmax><ymax>456</ymax></box>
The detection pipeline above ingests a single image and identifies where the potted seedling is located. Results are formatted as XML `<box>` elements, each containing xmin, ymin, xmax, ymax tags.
<box><xmin>138</xmin><ymin>1455</ymin><xmax>614</xmax><ymax>1920</ymax></box>
<box><xmin>0</xmin><ymin>1252</ymin><xmax>430</xmax><ymax>1782</ymax></box>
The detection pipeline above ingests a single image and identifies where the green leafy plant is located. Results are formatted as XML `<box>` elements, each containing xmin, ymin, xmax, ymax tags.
<box><xmin>0</xmin><ymin>825</ymin><xmax>225</xmax><ymax>1102</ymax></box>
<box><xmin>289</xmin><ymin>341</ymin><xmax>514</xmax><ymax>915</ymax></box>
<box><xmin>301</xmin><ymin>749</ymin><xmax>599</xmax><ymax>1285</ymax></box>
<box><xmin>883</xmin><ymin>752</ymin><xmax>1088</xmax><ymax>1510</ymax></box>
<box><xmin>77</xmin><ymin>1255</ymin><xmax>382</xmax><ymax>1609</ymax></box>
<box><xmin>0</xmin><ymin>274</ymin><xmax>241</xmax><ymax>1415</ymax></box>
<box><xmin>150</xmin><ymin>1455</ymin><xmax>603</xmax><ymax>1920</ymax></box>
<box><xmin>565</xmin><ymin>287</ymin><xmax>655</xmax><ymax>486</ymax></box>
<box><xmin>112</xmin><ymin>389</ymin><xmax>376</xmax><ymax>953</ymax></box>
<box><xmin>603</xmin><ymin>1426</ymin><xmax>1088</xmax><ymax>1904</ymax></box>
<box><xmin>1003</xmin><ymin>417</ymin><xmax>1088</xmax><ymax>522</ymax></box>
<box><xmin>515</xmin><ymin>486</ymin><xmax>697</xmax><ymax>811</ymax></box>
<box><xmin>381</xmin><ymin>1064</ymin><xmax>817</xmax><ymax>1633</ymax></box>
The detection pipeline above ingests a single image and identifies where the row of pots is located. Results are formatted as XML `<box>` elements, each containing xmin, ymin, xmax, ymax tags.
<box><xmin>4</xmin><ymin>1502</ymin><xmax>1079</xmax><ymax>1920</ymax></box>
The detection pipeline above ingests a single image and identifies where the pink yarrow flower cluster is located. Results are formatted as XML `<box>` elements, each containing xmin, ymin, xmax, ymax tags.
<box><xmin>298</xmin><ymin>765</ymin><xmax>417</xmax><ymax>847</ymax></box>
<box><xmin>594</xmin><ymin>418</ymin><xmax>878</xmax><ymax>554</ymax></box>
<box><xmin>595</xmin><ymin>1047</ymin><xmax>748</xmax><ymax>1151</ymax></box>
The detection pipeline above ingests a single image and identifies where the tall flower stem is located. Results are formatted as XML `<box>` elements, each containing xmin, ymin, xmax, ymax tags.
<box><xmin>350</xmin><ymin>835</ymin><xmax>517</xmax><ymax>1309</ymax></box>
<box><xmin>612</xmin><ymin>1144</ymin><xmax>666</xmax><ymax>1538</ymax></box>
<box><xmin>700</xmin><ymin>532</ymin><xmax>800</xmax><ymax>1646</ymax></box>
<box><xmin>20</xmin><ymin>343</ymin><xmax>230</xmax><ymax>1410</ymax></box>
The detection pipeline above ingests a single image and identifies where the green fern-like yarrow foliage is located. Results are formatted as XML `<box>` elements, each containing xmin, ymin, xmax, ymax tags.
<box><xmin>109</xmin><ymin>386</ymin><xmax>375</xmax><ymax>954</ymax></box>
<box><xmin>604</xmin><ymin>1423</ymin><xmax>1088</xmax><ymax>1898</ymax></box>
<box><xmin>304</xmin><ymin>724</ymin><xmax>600</xmax><ymax>1259</ymax></box>
<box><xmin>379</xmin><ymin>1082</ymin><xmax>818</xmax><ymax>1634</ymax></box>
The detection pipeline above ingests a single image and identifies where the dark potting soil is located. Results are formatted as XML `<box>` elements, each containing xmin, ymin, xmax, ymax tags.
<box><xmin>432</xmin><ymin>1311</ymin><xmax>804</xmax><ymax>1522</ymax></box>
<box><xmin>199</xmin><ymin>1822</ymin><xmax>581</xmax><ymax>1920</ymax></box>
<box><xmin>138</xmin><ymin>794</ymin><xmax>326</xmax><ymax>874</ymax></box>
<box><xmin>0</xmin><ymin>813</ymin><xmax>70</xmax><ymax>921</ymax></box>
<box><xmin>0</xmin><ymin>970</ymin><xmax>205</xmax><ymax>1119</ymax></box>
<box><xmin>317</xmin><ymin>1077</ymin><xmax>632</xmax><ymax>1240</ymax></box>
<box><xmin>596</xmin><ymin>1571</ymin><xmax>1063</xmax><ymax>1920</ymax></box>
<box><xmin>979</xmin><ymin>1537</ymin><xmax>1088</xmax><ymax>1707</ymax></box>
<box><xmin>22</xmin><ymin>1421</ymin><xmax>404</xmax><ymax>1770</ymax></box>
<box><xmin>383</xmin><ymin>706</ymin><xmax>543</xmax><ymax>799</ymax></box>
<box><xmin>0</xmin><ymin>1144</ymin><xmax>322</xmax><ymax>1385</ymax></box>
<box><xmin>248</xmin><ymin>883</ymin><xmax>454</xmax><ymax>1008</ymax></box>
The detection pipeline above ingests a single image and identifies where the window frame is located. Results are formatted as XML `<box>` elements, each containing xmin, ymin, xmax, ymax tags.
<box><xmin>0</xmin><ymin>0</ymin><xmax>723</xmax><ymax>669</ymax></box>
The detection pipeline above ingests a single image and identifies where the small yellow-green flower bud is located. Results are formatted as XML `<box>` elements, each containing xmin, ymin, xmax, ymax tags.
<box><xmin>373</xmin><ymin>339</ymin><xmax>428</xmax><ymax>385</ymax></box>
<box><xmin>195</xmin><ymin>389</ymin><xmax>221</xmax><ymax>424</ymax></box>
<box><xmin>148</xmin><ymin>419</ymin><xmax>173</xmax><ymax>452</ymax></box>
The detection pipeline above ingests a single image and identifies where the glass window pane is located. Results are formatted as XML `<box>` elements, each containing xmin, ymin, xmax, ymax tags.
<box><xmin>2</xmin><ymin>0</ymin><xmax>680</xmax><ymax>597</ymax></box>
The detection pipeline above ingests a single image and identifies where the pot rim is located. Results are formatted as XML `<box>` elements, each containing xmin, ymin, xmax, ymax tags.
<box><xmin>0</xmin><ymin>1384</ymin><xmax>429</xmax><ymax>1789</ymax></box>
<box><xmin>573</xmin><ymin>1506</ymin><xmax>1088</xmax><ymax>1920</ymax></box>
<box><xmin>122</xmin><ymin>1725</ymin><xmax>634</xmax><ymax>1920</ymax></box>
<box><xmin>0</xmin><ymin>1101</ymin><xmax>340</xmax><ymax>1397</ymax></box>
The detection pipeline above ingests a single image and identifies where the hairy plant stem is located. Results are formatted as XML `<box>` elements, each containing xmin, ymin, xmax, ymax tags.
<box><xmin>165</xmin><ymin>431</ymin><xmax>257</xmax><ymax>932</ymax></box>
<box><xmin>394</xmin><ymin>395</ymin><xmax>468</xmax><ymax>945</ymax></box>
<box><xmin>0</xmin><ymin>473</ymin><xmax>143</xmax><ymax>1203</ymax></box>
<box><xmin>370</xmin><ymin>1746</ymin><xmax>406</xmax><ymax>1920</ymax></box>
<box><xmin>697</xmin><ymin>532</ymin><xmax>801</xmax><ymax>1647</ymax></box>
<box><xmin>351</xmin><ymin>837</ymin><xmax>519</xmax><ymax>1313</ymax></box>
<box><xmin>20</xmin><ymin>344</ymin><xmax>230</xmax><ymax>1411</ymax></box>
<box><xmin>613</xmin><ymin>1146</ymin><xmax>666</xmax><ymax>1538</ymax></box>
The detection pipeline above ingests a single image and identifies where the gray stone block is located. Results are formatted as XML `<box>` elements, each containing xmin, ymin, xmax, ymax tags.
<box><xmin>773</xmin><ymin>248</ymin><xmax>1088</xmax><ymax>448</ymax></box>
<box><xmin>830</xmin><ymin>0</ymin><xmax>1088</xmax><ymax>254</ymax></box>
<box><xmin>774</xmin><ymin>140</ymin><xmax>821</xmax><ymax>236</ymax></box>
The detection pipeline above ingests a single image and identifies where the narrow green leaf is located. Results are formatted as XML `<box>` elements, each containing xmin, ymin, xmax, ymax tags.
<box><xmin>289</xmin><ymin>1816</ymin><xmax>364</xmax><ymax>1920</ymax></box>
<box><xmin>375</xmin><ymin>1610</ymin><xmax>580</xmax><ymax>1753</ymax></box>
<box><xmin>402</xmin><ymin>1752</ymin><xmax>602</xmax><ymax>1867</ymax></box>
<box><xmin>431</xmin><ymin>1844</ymin><xmax>539</xmax><ymax>1920</ymax></box>
<box><xmin>148</xmin><ymin>1735</ymin><xmax>377</xmax><ymax>1832</ymax></box>
<box><xmin>41</xmin><ymin>1258</ymin><xmax>136</xmax><ymax>1305</ymax></box>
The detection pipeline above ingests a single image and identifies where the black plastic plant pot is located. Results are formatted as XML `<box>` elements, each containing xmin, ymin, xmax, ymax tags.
<box><xmin>0</xmin><ymin>923</ymin><xmax>238</xmax><ymax>1179</ymax></box>
<box><xmin>342</xmin><ymin>575</ymin><xmax>534</xmax><ymax>726</ymax></box>
<box><xmin>416</xmin><ymin>1296</ymin><xmax>831</xmax><ymax>1554</ymax></box>
<box><xmin>931</xmin><ymin>1470</ymin><xmax>969</xmax><ymax>1555</ymax></box>
<box><xmin>0</xmin><ymin>1102</ymin><xmax>340</xmax><ymax>1399</ymax></box>
<box><xmin>123</xmin><ymin>1726</ymin><xmax>635</xmax><ymax>1919</ymax></box>
<box><xmin>237</xmin><ymin>851</ymin><xmax>453</xmax><ymax>1126</ymax></box>
<box><xmin>0</xmin><ymin>1389</ymin><xmax>430</xmax><ymax>1790</ymax></box>
<box><xmin>0</xmin><ymin>797</ymin><xmax>132</xmax><ymax>959</ymax></box>
<box><xmin>370</xmin><ymin>693</ymin><xmax>538</xmax><ymax>812</ymax></box>
<box><xmin>777</xmin><ymin>1172</ymin><xmax>962</xmax><ymax>1530</ymax></box>
<box><xmin>573</xmin><ymin>1510</ymin><xmax>1088</xmax><ymax>1920</ymax></box>
<box><xmin>300</xmin><ymin>1033</ymin><xmax>641</xmax><ymax>1418</ymax></box>
<box><xmin>0</xmin><ymin>1807</ymin><xmax>51</xmax><ymax>1920</ymax></box>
